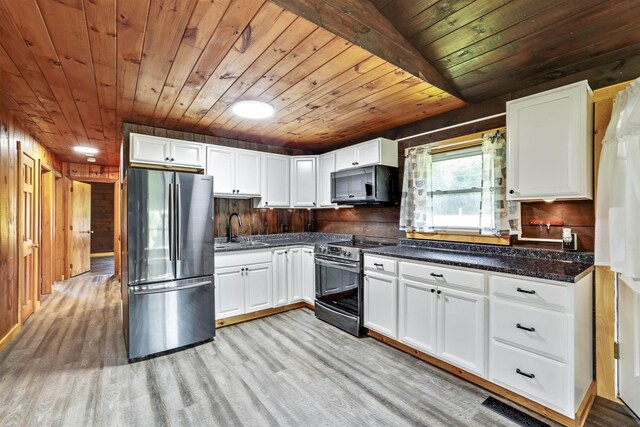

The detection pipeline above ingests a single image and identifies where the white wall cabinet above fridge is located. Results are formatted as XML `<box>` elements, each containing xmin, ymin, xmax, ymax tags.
<box><xmin>205</xmin><ymin>146</ymin><xmax>261</xmax><ymax>197</ymax></box>
<box><xmin>335</xmin><ymin>137</ymin><xmax>398</xmax><ymax>171</ymax></box>
<box><xmin>130</xmin><ymin>133</ymin><xmax>204</xmax><ymax>169</ymax></box>
<box><xmin>506</xmin><ymin>80</ymin><xmax>593</xmax><ymax>201</ymax></box>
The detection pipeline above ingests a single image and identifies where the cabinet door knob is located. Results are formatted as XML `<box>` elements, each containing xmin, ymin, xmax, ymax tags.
<box><xmin>312</xmin><ymin>202</ymin><xmax>316</xmax><ymax>206</ymax></box>
<box><xmin>509</xmin><ymin>189</ymin><xmax>515</xmax><ymax>194</ymax></box>
<box><xmin>430</xmin><ymin>289</ymin><xmax>435</xmax><ymax>293</ymax></box>
<box><xmin>165</xmin><ymin>157</ymin><xmax>170</xmax><ymax>161</ymax></box>
<box><xmin>437</xmin><ymin>290</ymin><xmax>442</xmax><ymax>295</ymax></box>
<box><xmin>170</xmin><ymin>157</ymin><xmax>175</xmax><ymax>162</ymax></box>
<box><xmin>265</xmin><ymin>202</ymin><xmax>268</xmax><ymax>206</ymax></box>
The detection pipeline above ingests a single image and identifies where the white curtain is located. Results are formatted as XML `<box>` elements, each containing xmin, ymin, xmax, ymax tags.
<box><xmin>480</xmin><ymin>130</ymin><xmax>521</xmax><ymax>236</ymax></box>
<box><xmin>399</xmin><ymin>147</ymin><xmax>434</xmax><ymax>232</ymax></box>
<box><xmin>595</xmin><ymin>78</ymin><xmax>640</xmax><ymax>278</ymax></box>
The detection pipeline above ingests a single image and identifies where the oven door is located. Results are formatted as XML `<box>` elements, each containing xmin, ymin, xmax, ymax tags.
<box><xmin>315</xmin><ymin>254</ymin><xmax>361</xmax><ymax>315</ymax></box>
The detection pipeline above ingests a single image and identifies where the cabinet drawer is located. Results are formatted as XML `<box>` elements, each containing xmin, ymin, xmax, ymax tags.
<box><xmin>492</xmin><ymin>300</ymin><xmax>568</xmax><ymax>361</ymax></box>
<box><xmin>364</xmin><ymin>255</ymin><xmax>397</xmax><ymax>276</ymax></box>
<box><xmin>490</xmin><ymin>275</ymin><xmax>568</xmax><ymax>311</ymax></box>
<box><xmin>215</xmin><ymin>249</ymin><xmax>272</xmax><ymax>268</ymax></box>
<box><xmin>400</xmin><ymin>261</ymin><xmax>485</xmax><ymax>293</ymax></box>
<box><xmin>490</xmin><ymin>341</ymin><xmax>568</xmax><ymax>415</ymax></box>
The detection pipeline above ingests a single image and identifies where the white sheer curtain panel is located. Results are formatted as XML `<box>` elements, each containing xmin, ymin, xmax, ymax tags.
<box><xmin>595</xmin><ymin>78</ymin><xmax>640</xmax><ymax>278</ymax></box>
<box><xmin>399</xmin><ymin>147</ymin><xmax>434</xmax><ymax>232</ymax></box>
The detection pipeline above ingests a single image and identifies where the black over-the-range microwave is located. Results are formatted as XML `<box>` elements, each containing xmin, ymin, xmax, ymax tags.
<box><xmin>330</xmin><ymin>164</ymin><xmax>399</xmax><ymax>205</ymax></box>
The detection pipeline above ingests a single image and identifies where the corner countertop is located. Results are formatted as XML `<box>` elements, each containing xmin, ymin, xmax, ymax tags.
<box><xmin>362</xmin><ymin>239</ymin><xmax>594</xmax><ymax>283</ymax></box>
<box><xmin>214</xmin><ymin>233</ymin><xmax>353</xmax><ymax>253</ymax></box>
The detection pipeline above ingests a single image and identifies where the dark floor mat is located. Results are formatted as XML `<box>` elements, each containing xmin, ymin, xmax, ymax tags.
<box><xmin>482</xmin><ymin>396</ymin><xmax>550</xmax><ymax>427</ymax></box>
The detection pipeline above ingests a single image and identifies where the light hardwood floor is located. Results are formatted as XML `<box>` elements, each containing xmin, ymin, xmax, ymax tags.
<box><xmin>0</xmin><ymin>262</ymin><xmax>637</xmax><ymax>427</ymax></box>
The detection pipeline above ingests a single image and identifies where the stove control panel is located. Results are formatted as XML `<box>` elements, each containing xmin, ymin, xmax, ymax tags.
<box><xmin>314</xmin><ymin>244</ymin><xmax>360</xmax><ymax>261</ymax></box>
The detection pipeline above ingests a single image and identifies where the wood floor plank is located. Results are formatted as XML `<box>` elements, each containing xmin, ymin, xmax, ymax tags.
<box><xmin>0</xmin><ymin>258</ymin><xmax>637</xmax><ymax>426</ymax></box>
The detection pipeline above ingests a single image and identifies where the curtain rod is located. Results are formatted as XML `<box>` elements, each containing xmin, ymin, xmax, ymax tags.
<box><xmin>396</xmin><ymin>112</ymin><xmax>506</xmax><ymax>142</ymax></box>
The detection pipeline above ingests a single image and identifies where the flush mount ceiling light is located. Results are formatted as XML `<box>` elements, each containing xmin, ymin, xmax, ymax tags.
<box><xmin>231</xmin><ymin>100</ymin><xmax>274</xmax><ymax>119</ymax></box>
<box><xmin>73</xmin><ymin>145</ymin><xmax>99</xmax><ymax>155</ymax></box>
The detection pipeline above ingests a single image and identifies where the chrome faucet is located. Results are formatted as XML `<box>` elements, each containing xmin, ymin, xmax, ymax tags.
<box><xmin>227</xmin><ymin>212</ymin><xmax>243</xmax><ymax>243</ymax></box>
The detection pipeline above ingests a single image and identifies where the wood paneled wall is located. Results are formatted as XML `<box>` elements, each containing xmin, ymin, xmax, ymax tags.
<box><xmin>214</xmin><ymin>199</ymin><xmax>313</xmax><ymax>239</ymax></box>
<box><xmin>518</xmin><ymin>201</ymin><xmax>595</xmax><ymax>251</ymax></box>
<box><xmin>315</xmin><ymin>207</ymin><xmax>402</xmax><ymax>243</ymax></box>
<box><xmin>90</xmin><ymin>183</ymin><xmax>115</xmax><ymax>254</ymax></box>
<box><xmin>0</xmin><ymin>110</ymin><xmax>59</xmax><ymax>351</ymax></box>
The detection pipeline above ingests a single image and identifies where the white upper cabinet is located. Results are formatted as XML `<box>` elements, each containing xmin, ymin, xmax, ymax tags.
<box><xmin>317</xmin><ymin>152</ymin><xmax>336</xmax><ymax>207</ymax></box>
<box><xmin>205</xmin><ymin>146</ymin><xmax>261</xmax><ymax>197</ymax></box>
<box><xmin>130</xmin><ymin>133</ymin><xmax>204</xmax><ymax>168</ymax></box>
<box><xmin>334</xmin><ymin>137</ymin><xmax>398</xmax><ymax>171</ymax></box>
<box><xmin>291</xmin><ymin>157</ymin><xmax>317</xmax><ymax>208</ymax></box>
<box><xmin>260</xmin><ymin>154</ymin><xmax>290</xmax><ymax>208</ymax></box>
<box><xmin>506</xmin><ymin>80</ymin><xmax>593</xmax><ymax>201</ymax></box>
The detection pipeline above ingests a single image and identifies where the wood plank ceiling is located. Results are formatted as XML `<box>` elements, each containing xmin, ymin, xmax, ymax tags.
<box><xmin>0</xmin><ymin>0</ymin><xmax>638</xmax><ymax>166</ymax></box>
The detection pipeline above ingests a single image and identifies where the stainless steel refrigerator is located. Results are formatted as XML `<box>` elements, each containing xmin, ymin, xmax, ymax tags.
<box><xmin>121</xmin><ymin>168</ymin><xmax>215</xmax><ymax>360</ymax></box>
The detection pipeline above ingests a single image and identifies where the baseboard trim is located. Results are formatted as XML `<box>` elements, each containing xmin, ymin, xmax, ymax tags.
<box><xmin>91</xmin><ymin>252</ymin><xmax>114</xmax><ymax>258</ymax></box>
<box><xmin>216</xmin><ymin>302</ymin><xmax>307</xmax><ymax>328</ymax></box>
<box><xmin>367</xmin><ymin>330</ymin><xmax>596</xmax><ymax>427</ymax></box>
<box><xmin>301</xmin><ymin>301</ymin><xmax>315</xmax><ymax>311</ymax></box>
<box><xmin>0</xmin><ymin>323</ymin><xmax>21</xmax><ymax>353</ymax></box>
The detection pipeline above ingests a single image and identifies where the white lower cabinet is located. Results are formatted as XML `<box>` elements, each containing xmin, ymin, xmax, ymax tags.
<box><xmin>364</xmin><ymin>271</ymin><xmax>398</xmax><ymax>339</ymax></box>
<box><xmin>398</xmin><ymin>278</ymin><xmax>437</xmax><ymax>354</ymax></box>
<box><xmin>215</xmin><ymin>267</ymin><xmax>245</xmax><ymax>319</ymax></box>
<box><xmin>215</xmin><ymin>262</ymin><xmax>273</xmax><ymax>320</ymax></box>
<box><xmin>287</xmin><ymin>247</ymin><xmax>303</xmax><ymax>303</ymax></box>
<box><xmin>301</xmin><ymin>247</ymin><xmax>315</xmax><ymax>305</ymax></box>
<box><xmin>272</xmin><ymin>246</ymin><xmax>312</xmax><ymax>307</ymax></box>
<box><xmin>215</xmin><ymin>250</ymin><xmax>273</xmax><ymax>320</ymax></box>
<box><xmin>436</xmin><ymin>286</ymin><xmax>486</xmax><ymax>376</ymax></box>
<box><xmin>489</xmin><ymin>273</ymin><xmax>593</xmax><ymax>417</ymax></box>
<box><xmin>398</xmin><ymin>269</ymin><xmax>486</xmax><ymax>376</ymax></box>
<box><xmin>365</xmin><ymin>255</ymin><xmax>593</xmax><ymax>419</ymax></box>
<box><xmin>245</xmin><ymin>263</ymin><xmax>273</xmax><ymax>312</ymax></box>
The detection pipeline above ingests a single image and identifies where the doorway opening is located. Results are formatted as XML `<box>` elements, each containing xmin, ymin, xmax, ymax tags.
<box><xmin>87</xmin><ymin>181</ymin><xmax>116</xmax><ymax>277</ymax></box>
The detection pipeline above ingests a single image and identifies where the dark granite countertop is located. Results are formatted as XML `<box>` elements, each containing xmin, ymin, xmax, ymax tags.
<box><xmin>214</xmin><ymin>233</ymin><xmax>353</xmax><ymax>253</ymax></box>
<box><xmin>362</xmin><ymin>239</ymin><xmax>594</xmax><ymax>283</ymax></box>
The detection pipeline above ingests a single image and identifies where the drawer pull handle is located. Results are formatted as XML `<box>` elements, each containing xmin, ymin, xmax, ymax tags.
<box><xmin>516</xmin><ymin>323</ymin><xmax>536</xmax><ymax>332</ymax></box>
<box><xmin>516</xmin><ymin>368</ymin><xmax>535</xmax><ymax>379</ymax></box>
<box><xmin>516</xmin><ymin>287</ymin><xmax>536</xmax><ymax>295</ymax></box>
<box><xmin>430</xmin><ymin>273</ymin><xmax>444</xmax><ymax>278</ymax></box>
<box><xmin>373</xmin><ymin>263</ymin><xmax>384</xmax><ymax>268</ymax></box>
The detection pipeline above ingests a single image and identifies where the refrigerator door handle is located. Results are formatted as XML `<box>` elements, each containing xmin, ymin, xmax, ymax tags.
<box><xmin>176</xmin><ymin>183</ymin><xmax>181</xmax><ymax>260</ymax></box>
<box><xmin>169</xmin><ymin>182</ymin><xmax>174</xmax><ymax>261</ymax></box>
<box><xmin>132</xmin><ymin>280</ymin><xmax>212</xmax><ymax>295</ymax></box>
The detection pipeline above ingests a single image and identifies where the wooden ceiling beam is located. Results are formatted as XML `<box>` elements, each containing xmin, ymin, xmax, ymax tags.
<box><xmin>268</xmin><ymin>0</ymin><xmax>465</xmax><ymax>100</ymax></box>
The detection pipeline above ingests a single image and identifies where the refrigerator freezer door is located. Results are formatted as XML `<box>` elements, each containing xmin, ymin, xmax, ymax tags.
<box><xmin>128</xmin><ymin>277</ymin><xmax>215</xmax><ymax>359</ymax></box>
<box><xmin>175</xmin><ymin>172</ymin><xmax>215</xmax><ymax>280</ymax></box>
<box><xmin>127</xmin><ymin>168</ymin><xmax>175</xmax><ymax>285</ymax></box>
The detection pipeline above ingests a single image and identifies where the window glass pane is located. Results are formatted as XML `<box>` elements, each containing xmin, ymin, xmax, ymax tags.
<box><xmin>432</xmin><ymin>192</ymin><xmax>481</xmax><ymax>229</ymax></box>
<box><xmin>431</xmin><ymin>152</ymin><xmax>482</xmax><ymax>191</ymax></box>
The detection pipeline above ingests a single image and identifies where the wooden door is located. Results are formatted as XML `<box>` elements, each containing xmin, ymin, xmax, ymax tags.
<box><xmin>68</xmin><ymin>181</ymin><xmax>91</xmax><ymax>276</ymax></box>
<box><xmin>40</xmin><ymin>169</ymin><xmax>54</xmax><ymax>294</ymax></box>
<box><xmin>619</xmin><ymin>275</ymin><xmax>640</xmax><ymax>416</ymax></box>
<box><xmin>20</xmin><ymin>153</ymin><xmax>36</xmax><ymax>322</ymax></box>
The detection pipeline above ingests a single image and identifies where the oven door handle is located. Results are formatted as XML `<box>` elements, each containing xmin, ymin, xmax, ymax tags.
<box><xmin>314</xmin><ymin>256</ymin><xmax>360</xmax><ymax>273</ymax></box>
